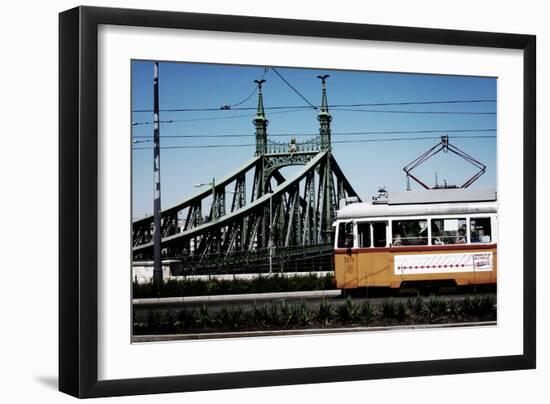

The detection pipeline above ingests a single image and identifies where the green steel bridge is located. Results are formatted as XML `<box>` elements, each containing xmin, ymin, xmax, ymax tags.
<box><xmin>132</xmin><ymin>76</ymin><xmax>360</xmax><ymax>274</ymax></box>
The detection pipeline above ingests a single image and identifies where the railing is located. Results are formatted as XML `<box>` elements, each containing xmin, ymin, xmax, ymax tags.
<box><xmin>266</xmin><ymin>136</ymin><xmax>320</xmax><ymax>154</ymax></box>
<box><xmin>166</xmin><ymin>243</ymin><xmax>334</xmax><ymax>275</ymax></box>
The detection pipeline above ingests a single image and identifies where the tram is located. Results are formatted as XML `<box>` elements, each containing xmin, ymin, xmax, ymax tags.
<box><xmin>333</xmin><ymin>187</ymin><xmax>497</xmax><ymax>290</ymax></box>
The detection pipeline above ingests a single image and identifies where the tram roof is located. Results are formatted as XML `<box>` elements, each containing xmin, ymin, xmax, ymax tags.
<box><xmin>337</xmin><ymin>187</ymin><xmax>497</xmax><ymax>220</ymax></box>
<box><xmin>387</xmin><ymin>187</ymin><xmax>496</xmax><ymax>205</ymax></box>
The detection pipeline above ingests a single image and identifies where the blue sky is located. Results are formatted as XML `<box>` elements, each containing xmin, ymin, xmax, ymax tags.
<box><xmin>132</xmin><ymin>61</ymin><xmax>496</xmax><ymax>219</ymax></box>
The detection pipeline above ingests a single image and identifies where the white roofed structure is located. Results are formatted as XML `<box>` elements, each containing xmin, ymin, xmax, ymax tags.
<box><xmin>337</xmin><ymin>187</ymin><xmax>497</xmax><ymax>220</ymax></box>
<box><xmin>388</xmin><ymin>187</ymin><xmax>496</xmax><ymax>205</ymax></box>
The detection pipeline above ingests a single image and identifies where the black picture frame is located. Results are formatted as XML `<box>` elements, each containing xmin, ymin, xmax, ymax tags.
<box><xmin>59</xmin><ymin>5</ymin><xmax>536</xmax><ymax>398</ymax></box>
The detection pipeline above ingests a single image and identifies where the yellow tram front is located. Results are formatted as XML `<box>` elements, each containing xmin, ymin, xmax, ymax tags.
<box><xmin>333</xmin><ymin>187</ymin><xmax>497</xmax><ymax>290</ymax></box>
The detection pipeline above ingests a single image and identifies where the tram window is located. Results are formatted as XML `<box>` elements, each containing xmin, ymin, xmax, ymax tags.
<box><xmin>357</xmin><ymin>223</ymin><xmax>371</xmax><ymax>247</ymax></box>
<box><xmin>372</xmin><ymin>222</ymin><xmax>387</xmax><ymax>247</ymax></box>
<box><xmin>431</xmin><ymin>218</ymin><xmax>467</xmax><ymax>245</ymax></box>
<box><xmin>392</xmin><ymin>219</ymin><xmax>428</xmax><ymax>246</ymax></box>
<box><xmin>470</xmin><ymin>217</ymin><xmax>492</xmax><ymax>243</ymax></box>
<box><xmin>337</xmin><ymin>222</ymin><xmax>354</xmax><ymax>248</ymax></box>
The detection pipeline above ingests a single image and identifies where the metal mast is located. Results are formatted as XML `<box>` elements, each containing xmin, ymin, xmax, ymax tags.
<box><xmin>253</xmin><ymin>79</ymin><xmax>269</xmax><ymax>249</ymax></box>
<box><xmin>317</xmin><ymin>75</ymin><xmax>335</xmax><ymax>242</ymax></box>
<box><xmin>317</xmin><ymin>75</ymin><xmax>332</xmax><ymax>151</ymax></box>
<box><xmin>152</xmin><ymin>62</ymin><xmax>163</xmax><ymax>285</ymax></box>
<box><xmin>254</xmin><ymin>79</ymin><xmax>268</xmax><ymax>156</ymax></box>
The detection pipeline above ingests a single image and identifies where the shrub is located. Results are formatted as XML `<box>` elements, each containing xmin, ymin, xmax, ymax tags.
<box><xmin>137</xmin><ymin>291</ymin><xmax>496</xmax><ymax>335</ymax></box>
<box><xmin>462</xmin><ymin>295</ymin><xmax>477</xmax><ymax>315</ymax></box>
<box><xmin>218</xmin><ymin>306</ymin><xmax>245</xmax><ymax>330</ymax></box>
<box><xmin>164</xmin><ymin>310</ymin><xmax>176</xmax><ymax>328</ymax></box>
<box><xmin>250</xmin><ymin>304</ymin><xmax>266</xmax><ymax>326</ymax></box>
<box><xmin>297</xmin><ymin>301</ymin><xmax>312</xmax><ymax>326</ymax></box>
<box><xmin>317</xmin><ymin>299</ymin><xmax>334</xmax><ymax>326</ymax></box>
<box><xmin>396</xmin><ymin>301</ymin><xmax>407</xmax><ymax>321</ymax></box>
<box><xmin>196</xmin><ymin>304</ymin><xmax>213</xmax><ymax>328</ymax></box>
<box><xmin>280</xmin><ymin>301</ymin><xmax>295</xmax><ymax>327</ymax></box>
<box><xmin>265</xmin><ymin>303</ymin><xmax>280</xmax><ymax>326</ymax></box>
<box><xmin>176</xmin><ymin>308</ymin><xmax>196</xmax><ymax>330</ymax></box>
<box><xmin>463</xmin><ymin>294</ymin><xmax>496</xmax><ymax>317</ymax></box>
<box><xmin>338</xmin><ymin>295</ymin><xmax>360</xmax><ymax>324</ymax></box>
<box><xmin>359</xmin><ymin>301</ymin><xmax>374</xmax><ymax>324</ymax></box>
<box><xmin>425</xmin><ymin>295</ymin><xmax>447</xmax><ymax>321</ymax></box>
<box><xmin>479</xmin><ymin>294</ymin><xmax>497</xmax><ymax>316</ymax></box>
<box><xmin>381</xmin><ymin>298</ymin><xmax>396</xmax><ymax>319</ymax></box>
<box><xmin>146</xmin><ymin>311</ymin><xmax>161</xmax><ymax>330</ymax></box>
<box><xmin>413</xmin><ymin>293</ymin><xmax>425</xmax><ymax>315</ymax></box>
<box><xmin>133</xmin><ymin>273</ymin><xmax>336</xmax><ymax>298</ymax></box>
<box><xmin>447</xmin><ymin>299</ymin><xmax>458</xmax><ymax>318</ymax></box>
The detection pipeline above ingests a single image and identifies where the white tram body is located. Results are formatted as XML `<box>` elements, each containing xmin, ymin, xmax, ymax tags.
<box><xmin>334</xmin><ymin>187</ymin><xmax>497</xmax><ymax>289</ymax></box>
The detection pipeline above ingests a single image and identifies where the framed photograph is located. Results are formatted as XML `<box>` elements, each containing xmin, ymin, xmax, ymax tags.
<box><xmin>59</xmin><ymin>6</ymin><xmax>536</xmax><ymax>398</ymax></box>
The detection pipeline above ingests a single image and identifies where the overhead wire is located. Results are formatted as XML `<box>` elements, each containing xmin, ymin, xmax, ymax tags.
<box><xmin>132</xmin><ymin>135</ymin><xmax>496</xmax><ymax>150</ymax></box>
<box><xmin>225</xmin><ymin>67</ymin><xmax>269</xmax><ymax>108</ymax></box>
<box><xmin>131</xmin><ymin>99</ymin><xmax>496</xmax><ymax>113</ymax></box>
<box><xmin>269</xmin><ymin>67</ymin><xmax>318</xmax><ymax>110</ymax></box>
<box><xmin>132</xmin><ymin>107</ymin><xmax>309</xmax><ymax>125</ymax></box>
<box><xmin>131</xmin><ymin>70</ymin><xmax>497</xmax><ymax>150</ymax></box>
<box><xmin>332</xmin><ymin>108</ymin><xmax>496</xmax><ymax>115</ymax></box>
<box><xmin>132</xmin><ymin>128</ymin><xmax>497</xmax><ymax>139</ymax></box>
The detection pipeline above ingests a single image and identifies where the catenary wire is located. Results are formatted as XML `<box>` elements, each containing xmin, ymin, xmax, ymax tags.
<box><xmin>132</xmin><ymin>135</ymin><xmax>496</xmax><ymax>150</ymax></box>
<box><xmin>132</xmin><ymin>128</ymin><xmax>497</xmax><ymax>139</ymax></box>
<box><xmin>226</xmin><ymin>67</ymin><xmax>269</xmax><ymax>108</ymax></box>
<box><xmin>132</xmin><ymin>108</ymin><xmax>310</xmax><ymax>125</ymax></box>
<box><xmin>332</xmin><ymin>108</ymin><xmax>496</xmax><ymax>115</ymax></box>
<box><xmin>269</xmin><ymin>67</ymin><xmax>318</xmax><ymax>110</ymax></box>
<box><xmin>132</xmin><ymin>98</ymin><xmax>496</xmax><ymax>113</ymax></box>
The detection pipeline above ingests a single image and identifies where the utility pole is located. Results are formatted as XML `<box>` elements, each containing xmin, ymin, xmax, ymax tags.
<box><xmin>152</xmin><ymin>62</ymin><xmax>163</xmax><ymax>285</ymax></box>
<box><xmin>268</xmin><ymin>190</ymin><xmax>274</xmax><ymax>274</ymax></box>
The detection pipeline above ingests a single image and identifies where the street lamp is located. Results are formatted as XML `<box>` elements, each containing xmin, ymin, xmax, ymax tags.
<box><xmin>195</xmin><ymin>177</ymin><xmax>216</xmax><ymax>221</ymax></box>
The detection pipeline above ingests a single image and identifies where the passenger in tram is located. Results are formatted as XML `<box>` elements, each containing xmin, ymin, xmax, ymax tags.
<box><xmin>456</xmin><ymin>228</ymin><xmax>467</xmax><ymax>244</ymax></box>
<box><xmin>392</xmin><ymin>233</ymin><xmax>403</xmax><ymax>246</ymax></box>
<box><xmin>433</xmin><ymin>237</ymin><xmax>443</xmax><ymax>245</ymax></box>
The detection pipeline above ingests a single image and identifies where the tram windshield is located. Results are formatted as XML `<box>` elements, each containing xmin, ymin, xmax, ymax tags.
<box><xmin>337</xmin><ymin>222</ymin><xmax>354</xmax><ymax>248</ymax></box>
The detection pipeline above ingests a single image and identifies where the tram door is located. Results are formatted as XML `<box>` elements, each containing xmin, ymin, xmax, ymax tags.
<box><xmin>336</xmin><ymin>221</ymin><xmax>358</xmax><ymax>288</ymax></box>
<box><xmin>371</xmin><ymin>222</ymin><xmax>391</xmax><ymax>286</ymax></box>
<box><xmin>357</xmin><ymin>221</ymin><xmax>389</xmax><ymax>287</ymax></box>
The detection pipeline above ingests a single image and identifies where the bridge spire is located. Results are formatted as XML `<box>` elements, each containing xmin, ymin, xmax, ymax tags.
<box><xmin>317</xmin><ymin>75</ymin><xmax>332</xmax><ymax>150</ymax></box>
<box><xmin>253</xmin><ymin>79</ymin><xmax>268</xmax><ymax>155</ymax></box>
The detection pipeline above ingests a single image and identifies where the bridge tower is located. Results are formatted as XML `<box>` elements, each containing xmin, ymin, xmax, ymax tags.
<box><xmin>254</xmin><ymin>79</ymin><xmax>268</xmax><ymax>156</ymax></box>
<box><xmin>318</xmin><ymin>74</ymin><xmax>332</xmax><ymax>151</ymax></box>
<box><xmin>317</xmin><ymin>75</ymin><xmax>336</xmax><ymax>242</ymax></box>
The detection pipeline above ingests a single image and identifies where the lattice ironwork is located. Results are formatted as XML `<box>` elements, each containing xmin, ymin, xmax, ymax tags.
<box><xmin>132</xmin><ymin>76</ymin><xmax>360</xmax><ymax>273</ymax></box>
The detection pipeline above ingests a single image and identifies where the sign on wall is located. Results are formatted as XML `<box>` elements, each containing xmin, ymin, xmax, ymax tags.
<box><xmin>394</xmin><ymin>252</ymin><xmax>493</xmax><ymax>275</ymax></box>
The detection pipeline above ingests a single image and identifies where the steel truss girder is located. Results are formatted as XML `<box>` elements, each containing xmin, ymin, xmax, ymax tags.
<box><xmin>132</xmin><ymin>151</ymin><xmax>360</xmax><ymax>266</ymax></box>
